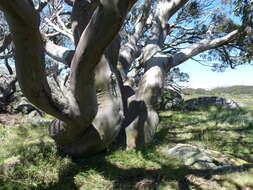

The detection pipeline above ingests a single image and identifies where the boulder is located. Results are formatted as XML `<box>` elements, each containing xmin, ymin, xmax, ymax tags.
<box><xmin>174</xmin><ymin>96</ymin><xmax>239</xmax><ymax>111</ymax></box>
<box><xmin>167</xmin><ymin>144</ymin><xmax>248</xmax><ymax>169</ymax></box>
<box><xmin>14</xmin><ymin>97</ymin><xmax>43</xmax><ymax>116</ymax></box>
<box><xmin>0</xmin><ymin>65</ymin><xmax>16</xmax><ymax>112</ymax></box>
<box><xmin>168</xmin><ymin>144</ymin><xmax>219</xmax><ymax>169</ymax></box>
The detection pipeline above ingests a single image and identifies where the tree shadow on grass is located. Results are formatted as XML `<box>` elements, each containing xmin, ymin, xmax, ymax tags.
<box><xmin>159</xmin><ymin>107</ymin><xmax>253</xmax><ymax>161</ymax></box>
<box><xmin>37</xmin><ymin>117</ymin><xmax>253</xmax><ymax>190</ymax></box>
<box><xmin>37</xmin><ymin>147</ymin><xmax>253</xmax><ymax>190</ymax></box>
<box><xmin>37</xmin><ymin>107</ymin><xmax>253</xmax><ymax>189</ymax></box>
<box><xmin>2</xmin><ymin>107</ymin><xmax>253</xmax><ymax>190</ymax></box>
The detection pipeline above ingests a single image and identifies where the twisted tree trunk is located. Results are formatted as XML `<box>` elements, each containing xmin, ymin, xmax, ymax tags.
<box><xmin>0</xmin><ymin>0</ymin><xmax>134</xmax><ymax>157</ymax></box>
<box><xmin>0</xmin><ymin>0</ymin><xmax>240</xmax><ymax>157</ymax></box>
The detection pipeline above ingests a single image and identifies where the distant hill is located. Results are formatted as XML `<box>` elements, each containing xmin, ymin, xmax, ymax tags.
<box><xmin>183</xmin><ymin>85</ymin><xmax>253</xmax><ymax>95</ymax></box>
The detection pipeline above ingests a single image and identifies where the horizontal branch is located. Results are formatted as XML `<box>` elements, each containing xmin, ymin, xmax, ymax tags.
<box><xmin>43</xmin><ymin>37</ymin><xmax>74</xmax><ymax>66</ymax></box>
<box><xmin>172</xmin><ymin>30</ymin><xmax>239</xmax><ymax>67</ymax></box>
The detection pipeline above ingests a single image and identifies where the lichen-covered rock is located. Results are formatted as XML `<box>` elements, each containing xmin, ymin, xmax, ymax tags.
<box><xmin>13</xmin><ymin>97</ymin><xmax>43</xmax><ymax>116</ymax></box>
<box><xmin>168</xmin><ymin>144</ymin><xmax>219</xmax><ymax>169</ymax></box>
<box><xmin>167</xmin><ymin>144</ymin><xmax>248</xmax><ymax>169</ymax></box>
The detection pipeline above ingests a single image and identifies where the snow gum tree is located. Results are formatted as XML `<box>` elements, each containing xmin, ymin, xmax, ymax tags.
<box><xmin>0</xmin><ymin>0</ymin><xmax>252</xmax><ymax>157</ymax></box>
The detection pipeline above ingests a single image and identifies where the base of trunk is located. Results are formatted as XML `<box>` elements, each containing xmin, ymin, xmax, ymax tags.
<box><xmin>49</xmin><ymin>120</ymin><xmax>106</xmax><ymax>157</ymax></box>
<box><xmin>123</xmin><ymin>100</ymin><xmax>159</xmax><ymax>149</ymax></box>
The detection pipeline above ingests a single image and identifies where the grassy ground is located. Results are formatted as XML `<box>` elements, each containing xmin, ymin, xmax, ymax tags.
<box><xmin>0</xmin><ymin>93</ymin><xmax>253</xmax><ymax>190</ymax></box>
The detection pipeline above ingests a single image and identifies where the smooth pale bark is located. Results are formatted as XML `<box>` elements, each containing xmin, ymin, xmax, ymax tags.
<box><xmin>43</xmin><ymin>38</ymin><xmax>74</xmax><ymax>66</ymax></box>
<box><xmin>124</xmin><ymin>53</ymin><xmax>171</xmax><ymax>149</ymax></box>
<box><xmin>68</xmin><ymin>0</ymin><xmax>131</xmax><ymax>126</ymax></box>
<box><xmin>0</xmin><ymin>0</ymin><xmax>240</xmax><ymax>157</ymax></box>
<box><xmin>0</xmin><ymin>0</ymin><xmax>71</xmax><ymax>123</ymax></box>
<box><xmin>123</xmin><ymin>0</ymin><xmax>188</xmax><ymax>149</ymax></box>
<box><xmin>49</xmin><ymin>0</ymin><xmax>135</xmax><ymax>156</ymax></box>
<box><xmin>172</xmin><ymin>30</ymin><xmax>239</xmax><ymax>67</ymax></box>
<box><xmin>92</xmin><ymin>54</ymin><xmax>124</xmax><ymax>148</ymax></box>
<box><xmin>118</xmin><ymin>0</ymin><xmax>152</xmax><ymax>79</ymax></box>
<box><xmin>122</xmin><ymin>0</ymin><xmax>238</xmax><ymax>149</ymax></box>
<box><xmin>148</xmin><ymin>0</ymin><xmax>189</xmax><ymax>46</ymax></box>
<box><xmin>124</xmin><ymin>29</ymin><xmax>239</xmax><ymax>148</ymax></box>
<box><xmin>49</xmin><ymin>53</ymin><xmax>124</xmax><ymax>156</ymax></box>
<box><xmin>1</xmin><ymin>0</ymin><xmax>135</xmax><ymax>157</ymax></box>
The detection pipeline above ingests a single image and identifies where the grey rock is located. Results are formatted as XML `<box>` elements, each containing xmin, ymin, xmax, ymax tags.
<box><xmin>14</xmin><ymin>97</ymin><xmax>43</xmax><ymax>115</ymax></box>
<box><xmin>175</xmin><ymin>96</ymin><xmax>239</xmax><ymax>111</ymax></box>
<box><xmin>168</xmin><ymin>144</ymin><xmax>222</xmax><ymax>169</ymax></box>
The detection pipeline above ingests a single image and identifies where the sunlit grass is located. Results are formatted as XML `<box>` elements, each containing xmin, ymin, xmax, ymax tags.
<box><xmin>159</xmin><ymin>105</ymin><xmax>253</xmax><ymax>161</ymax></box>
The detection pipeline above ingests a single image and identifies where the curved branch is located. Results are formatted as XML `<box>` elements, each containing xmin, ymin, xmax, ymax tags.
<box><xmin>160</xmin><ymin>0</ymin><xmax>189</xmax><ymax>21</ymax></box>
<box><xmin>149</xmin><ymin>0</ymin><xmax>189</xmax><ymax>46</ymax></box>
<box><xmin>118</xmin><ymin>0</ymin><xmax>152</xmax><ymax>78</ymax></box>
<box><xmin>68</xmin><ymin>0</ymin><xmax>135</xmax><ymax>124</ymax></box>
<box><xmin>0</xmin><ymin>0</ymin><xmax>71</xmax><ymax>123</ymax></box>
<box><xmin>136</xmin><ymin>0</ymin><xmax>189</xmax><ymax>72</ymax></box>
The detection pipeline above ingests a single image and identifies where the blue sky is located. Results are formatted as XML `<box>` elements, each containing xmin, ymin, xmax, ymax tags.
<box><xmin>177</xmin><ymin>60</ymin><xmax>253</xmax><ymax>89</ymax></box>
<box><xmin>166</xmin><ymin>1</ymin><xmax>252</xmax><ymax>89</ymax></box>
